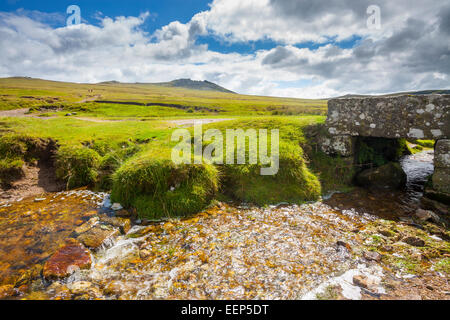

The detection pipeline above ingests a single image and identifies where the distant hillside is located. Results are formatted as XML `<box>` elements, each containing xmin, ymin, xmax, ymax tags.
<box><xmin>334</xmin><ymin>89</ymin><xmax>450</xmax><ymax>99</ymax></box>
<box><xmin>156</xmin><ymin>79</ymin><xmax>236</xmax><ymax>94</ymax></box>
<box><xmin>0</xmin><ymin>77</ymin><xmax>327</xmax><ymax>115</ymax></box>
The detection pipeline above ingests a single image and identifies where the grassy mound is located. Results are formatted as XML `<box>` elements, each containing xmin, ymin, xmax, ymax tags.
<box><xmin>305</xmin><ymin>151</ymin><xmax>356</xmax><ymax>193</ymax></box>
<box><xmin>111</xmin><ymin>154</ymin><xmax>219</xmax><ymax>219</ymax></box>
<box><xmin>55</xmin><ymin>146</ymin><xmax>101</xmax><ymax>189</ymax></box>
<box><xmin>220</xmin><ymin>142</ymin><xmax>321</xmax><ymax>205</ymax></box>
<box><xmin>55</xmin><ymin>139</ymin><xmax>144</xmax><ymax>190</ymax></box>
<box><xmin>201</xmin><ymin>117</ymin><xmax>323</xmax><ymax>205</ymax></box>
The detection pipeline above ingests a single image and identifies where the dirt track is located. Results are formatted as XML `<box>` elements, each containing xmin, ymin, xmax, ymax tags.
<box><xmin>0</xmin><ymin>108</ymin><xmax>31</xmax><ymax>117</ymax></box>
<box><xmin>166</xmin><ymin>118</ymin><xmax>234</xmax><ymax>127</ymax></box>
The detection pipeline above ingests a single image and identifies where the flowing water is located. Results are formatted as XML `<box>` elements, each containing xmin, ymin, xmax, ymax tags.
<box><xmin>0</xmin><ymin>150</ymin><xmax>445</xmax><ymax>300</ymax></box>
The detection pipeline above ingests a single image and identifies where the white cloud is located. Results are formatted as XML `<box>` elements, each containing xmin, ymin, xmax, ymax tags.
<box><xmin>0</xmin><ymin>1</ymin><xmax>449</xmax><ymax>99</ymax></box>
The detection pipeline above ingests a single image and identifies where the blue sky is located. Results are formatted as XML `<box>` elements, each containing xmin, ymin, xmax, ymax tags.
<box><xmin>0</xmin><ymin>0</ymin><xmax>210</xmax><ymax>27</ymax></box>
<box><xmin>0</xmin><ymin>0</ymin><xmax>448</xmax><ymax>98</ymax></box>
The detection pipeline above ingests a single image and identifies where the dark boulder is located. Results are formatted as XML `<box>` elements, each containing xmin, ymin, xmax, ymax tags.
<box><xmin>356</xmin><ymin>162</ymin><xmax>407</xmax><ymax>189</ymax></box>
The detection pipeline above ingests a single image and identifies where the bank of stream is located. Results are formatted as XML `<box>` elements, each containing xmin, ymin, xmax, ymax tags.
<box><xmin>0</xmin><ymin>150</ymin><xmax>448</xmax><ymax>300</ymax></box>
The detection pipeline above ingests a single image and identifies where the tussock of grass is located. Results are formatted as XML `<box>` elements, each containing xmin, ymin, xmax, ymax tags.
<box><xmin>201</xmin><ymin>117</ymin><xmax>323</xmax><ymax>205</ymax></box>
<box><xmin>55</xmin><ymin>146</ymin><xmax>101</xmax><ymax>189</ymax></box>
<box><xmin>96</xmin><ymin>144</ymin><xmax>143</xmax><ymax>190</ymax></box>
<box><xmin>220</xmin><ymin>142</ymin><xmax>321</xmax><ymax>205</ymax></box>
<box><xmin>111</xmin><ymin>154</ymin><xmax>219</xmax><ymax>219</ymax></box>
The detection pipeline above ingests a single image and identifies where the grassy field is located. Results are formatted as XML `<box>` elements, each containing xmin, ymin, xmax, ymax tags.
<box><xmin>0</xmin><ymin>77</ymin><xmax>339</xmax><ymax>219</ymax></box>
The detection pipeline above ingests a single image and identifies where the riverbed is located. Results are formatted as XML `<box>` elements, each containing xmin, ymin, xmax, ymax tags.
<box><xmin>0</xmin><ymin>151</ymin><xmax>448</xmax><ymax>300</ymax></box>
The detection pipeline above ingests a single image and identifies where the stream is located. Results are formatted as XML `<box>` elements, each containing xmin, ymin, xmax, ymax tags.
<box><xmin>0</xmin><ymin>150</ymin><xmax>447</xmax><ymax>300</ymax></box>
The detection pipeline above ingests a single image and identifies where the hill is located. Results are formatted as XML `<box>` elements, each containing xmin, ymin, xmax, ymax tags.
<box><xmin>155</xmin><ymin>79</ymin><xmax>236</xmax><ymax>94</ymax></box>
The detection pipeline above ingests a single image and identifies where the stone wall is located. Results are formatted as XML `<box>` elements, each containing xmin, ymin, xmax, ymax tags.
<box><xmin>326</xmin><ymin>95</ymin><xmax>449</xmax><ymax>140</ymax></box>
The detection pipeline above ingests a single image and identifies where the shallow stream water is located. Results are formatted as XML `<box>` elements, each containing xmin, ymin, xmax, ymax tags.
<box><xmin>0</xmin><ymin>150</ymin><xmax>443</xmax><ymax>300</ymax></box>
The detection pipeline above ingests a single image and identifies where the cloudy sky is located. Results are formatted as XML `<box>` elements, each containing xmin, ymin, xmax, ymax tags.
<box><xmin>0</xmin><ymin>0</ymin><xmax>449</xmax><ymax>98</ymax></box>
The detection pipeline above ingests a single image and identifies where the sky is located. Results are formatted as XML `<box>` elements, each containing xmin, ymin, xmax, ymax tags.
<box><xmin>0</xmin><ymin>0</ymin><xmax>449</xmax><ymax>98</ymax></box>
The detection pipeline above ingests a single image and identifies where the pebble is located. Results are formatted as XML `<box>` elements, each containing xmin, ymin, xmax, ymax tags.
<box><xmin>111</xmin><ymin>203</ymin><xmax>123</xmax><ymax>211</ymax></box>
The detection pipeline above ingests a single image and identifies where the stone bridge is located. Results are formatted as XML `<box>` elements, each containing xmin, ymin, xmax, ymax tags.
<box><xmin>322</xmin><ymin>94</ymin><xmax>449</xmax><ymax>201</ymax></box>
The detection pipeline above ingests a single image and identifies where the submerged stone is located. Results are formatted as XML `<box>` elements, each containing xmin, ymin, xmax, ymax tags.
<box><xmin>356</xmin><ymin>162</ymin><xmax>407</xmax><ymax>189</ymax></box>
<box><xmin>115</xmin><ymin>209</ymin><xmax>132</xmax><ymax>218</ymax></box>
<box><xmin>353</xmin><ymin>275</ymin><xmax>370</xmax><ymax>288</ymax></box>
<box><xmin>74</xmin><ymin>216</ymin><xmax>99</xmax><ymax>235</ymax></box>
<box><xmin>46</xmin><ymin>282</ymin><xmax>71</xmax><ymax>299</ymax></box>
<box><xmin>77</xmin><ymin>225</ymin><xmax>120</xmax><ymax>249</ymax></box>
<box><xmin>99</xmin><ymin>216</ymin><xmax>131</xmax><ymax>234</ymax></box>
<box><xmin>68</xmin><ymin>281</ymin><xmax>101</xmax><ymax>299</ymax></box>
<box><xmin>43</xmin><ymin>239</ymin><xmax>92</xmax><ymax>279</ymax></box>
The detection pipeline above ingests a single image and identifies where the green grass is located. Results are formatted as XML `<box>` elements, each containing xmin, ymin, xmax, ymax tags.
<box><xmin>0</xmin><ymin>117</ymin><xmax>171</xmax><ymax>146</ymax></box>
<box><xmin>407</xmin><ymin>140</ymin><xmax>435</xmax><ymax>154</ymax></box>
<box><xmin>108</xmin><ymin>116</ymin><xmax>326</xmax><ymax>217</ymax></box>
